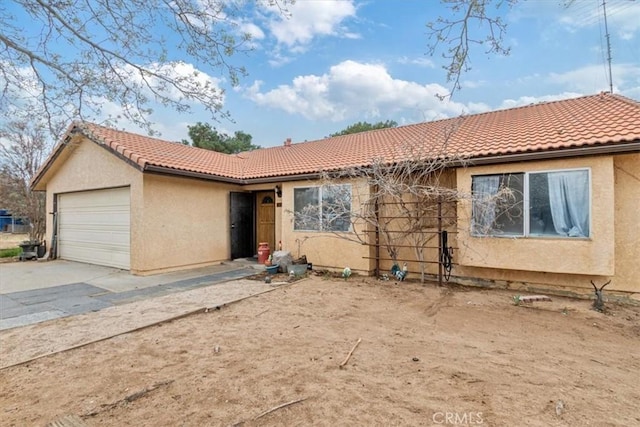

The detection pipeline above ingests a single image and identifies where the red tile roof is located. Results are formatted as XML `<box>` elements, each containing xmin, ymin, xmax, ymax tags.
<box><xmin>35</xmin><ymin>93</ymin><xmax>640</xmax><ymax>186</ymax></box>
<box><xmin>78</xmin><ymin>123</ymin><xmax>245</xmax><ymax>179</ymax></box>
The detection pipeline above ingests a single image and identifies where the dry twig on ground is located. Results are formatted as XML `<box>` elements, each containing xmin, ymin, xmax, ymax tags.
<box><xmin>254</xmin><ymin>398</ymin><xmax>308</xmax><ymax>420</ymax></box>
<box><xmin>340</xmin><ymin>338</ymin><xmax>362</xmax><ymax>368</ymax></box>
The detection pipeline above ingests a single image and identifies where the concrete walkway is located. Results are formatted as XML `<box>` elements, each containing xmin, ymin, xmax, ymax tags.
<box><xmin>0</xmin><ymin>259</ymin><xmax>261</xmax><ymax>331</ymax></box>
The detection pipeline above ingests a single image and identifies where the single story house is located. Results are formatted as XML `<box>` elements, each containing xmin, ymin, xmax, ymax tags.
<box><xmin>32</xmin><ymin>93</ymin><xmax>640</xmax><ymax>297</ymax></box>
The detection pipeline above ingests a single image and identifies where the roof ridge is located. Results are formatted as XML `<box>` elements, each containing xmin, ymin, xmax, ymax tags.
<box><xmin>80</xmin><ymin>121</ymin><xmax>237</xmax><ymax>159</ymax></box>
<box><xmin>33</xmin><ymin>92</ymin><xmax>639</xmax><ymax>188</ymax></box>
<box><xmin>244</xmin><ymin>94</ymin><xmax>622</xmax><ymax>149</ymax></box>
<box><xmin>608</xmin><ymin>93</ymin><xmax>640</xmax><ymax>109</ymax></box>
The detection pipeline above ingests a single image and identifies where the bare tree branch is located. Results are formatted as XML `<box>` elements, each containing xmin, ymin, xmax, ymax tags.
<box><xmin>0</xmin><ymin>0</ymin><xmax>292</xmax><ymax>134</ymax></box>
<box><xmin>426</xmin><ymin>0</ymin><xmax>517</xmax><ymax>97</ymax></box>
<box><xmin>289</xmin><ymin>118</ymin><xmax>521</xmax><ymax>282</ymax></box>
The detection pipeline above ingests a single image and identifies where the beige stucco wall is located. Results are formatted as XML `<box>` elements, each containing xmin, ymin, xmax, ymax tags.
<box><xmin>280</xmin><ymin>177</ymin><xmax>374</xmax><ymax>273</ymax></box>
<box><xmin>136</xmin><ymin>174</ymin><xmax>241</xmax><ymax>274</ymax></box>
<box><xmin>612</xmin><ymin>153</ymin><xmax>640</xmax><ymax>294</ymax></box>
<box><xmin>37</xmin><ymin>136</ymin><xmax>638</xmax><ymax>293</ymax></box>
<box><xmin>39</xmin><ymin>136</ymin><xmax>244</xmax><ymax>275</ymax></box>
<box><xmin>41</xmin><ymin>137</ymin><xmax>144</xmax><ymax>269</ymax></box>
<box><xmin>452</xmin><ymin>154</ymin><xmax>639</xmax><ymax>295</ymax></box>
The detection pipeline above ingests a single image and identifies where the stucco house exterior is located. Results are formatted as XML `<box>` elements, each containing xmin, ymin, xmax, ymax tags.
<box><xmin>32</xmin><ymin>93</ymin><xmax>640</xmax><ymax>297</ymax></box>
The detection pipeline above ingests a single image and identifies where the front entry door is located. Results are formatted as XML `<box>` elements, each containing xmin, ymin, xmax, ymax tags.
<box><xmin>256</xmin><ymin>191</ymin><xmax>276</xmax><ymax>251</ymax></box>
<box><xmin>230</xmin><ymin>192</ymin><xmax>254</xmax><ymax>259</ymax></box>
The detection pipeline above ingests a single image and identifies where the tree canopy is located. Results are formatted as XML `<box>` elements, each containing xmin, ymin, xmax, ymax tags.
<box><xmin>1</xmin><ymin>0</ymin><xmax>290</xmax><ymax>133</ymax></box>
<box><xmin>330</xmin><ymin>120</ymin><xmax>398</xmax><ymax>137</ymax></box>
<box><xmin>183</xmin><ymin>122</ymin><xmax>260</xmax><ymax>154</ymax></box>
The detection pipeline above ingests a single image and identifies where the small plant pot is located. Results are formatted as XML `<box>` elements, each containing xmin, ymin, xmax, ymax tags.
<box><xmin>265</xmin><ymin>264</ymin><xmax>279</xmax><ymax>275</ymax></box>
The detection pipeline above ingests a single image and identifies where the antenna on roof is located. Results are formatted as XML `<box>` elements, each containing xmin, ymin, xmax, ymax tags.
<box><xmin>602</xmin><ymin>0</ymin><xmax>614</xmax><ymax>93</ymax></box>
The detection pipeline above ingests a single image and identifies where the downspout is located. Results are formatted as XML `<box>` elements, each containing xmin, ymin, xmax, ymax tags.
<box><xmin>49</xmin><ymin>195</ymin><xmax>59</xmax><ymax>260</ymax></box>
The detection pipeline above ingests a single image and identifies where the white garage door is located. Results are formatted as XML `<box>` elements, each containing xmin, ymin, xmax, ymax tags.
<box><xmin>58</xmin><ymin>187</ymin><xmax>131</xmax><ymax>269</ymax></box>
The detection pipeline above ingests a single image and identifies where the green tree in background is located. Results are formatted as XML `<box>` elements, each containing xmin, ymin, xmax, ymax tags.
<box><xmin>330</xmin><ymin>120</ymin><xmax>398</xmax><ymax>137</ymax></box>
<box><xmin>183</xmin><ymin>122</ymin><xmax>260</xmax><ymax>154</ymax></box>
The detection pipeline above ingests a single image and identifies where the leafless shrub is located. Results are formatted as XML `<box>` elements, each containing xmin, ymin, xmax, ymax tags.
<box><xmin>289</xmin><ymin>118</ymin><xmax>520</xmax><ymax>282</ymax></box>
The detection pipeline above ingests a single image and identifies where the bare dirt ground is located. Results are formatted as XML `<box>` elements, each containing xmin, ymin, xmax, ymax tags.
<box><xmin>1</xmin><ymin>275</ymin><xmax>639</xmax><ymax>427</ymax></box>
<box><xmin>0</xmin><ymin>233</ymin><xmax>28</xmax><ymax>250</ymax></box>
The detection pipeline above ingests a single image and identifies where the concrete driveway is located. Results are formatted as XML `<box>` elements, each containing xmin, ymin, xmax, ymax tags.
<box><xmin>0</xmin><ymin>259</ymin><xmax>259</xmax><ymax>330</ymax></box>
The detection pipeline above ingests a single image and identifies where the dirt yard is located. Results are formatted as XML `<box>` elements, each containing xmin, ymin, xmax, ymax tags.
<box><xmin>1</xmin><ymin>276</ymin><xmax>638</xmax><ymax>426</ymax></box>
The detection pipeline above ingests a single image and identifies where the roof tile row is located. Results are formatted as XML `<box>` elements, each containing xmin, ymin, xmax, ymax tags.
<box><xmin>67</xmin><ymin>93</ymin><xmax>640</xmax><ymax>182</ymax></box>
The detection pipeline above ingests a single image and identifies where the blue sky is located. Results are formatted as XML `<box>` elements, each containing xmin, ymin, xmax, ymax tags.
<box><xmin>194</xmin><ymin>0</ymin><xmax>640</xmax><ymax>148</ymax></box>
<box><xmin>11</xmin><ymin>0</ymin><xmax>640</xmax><ymax>147</ymax></box>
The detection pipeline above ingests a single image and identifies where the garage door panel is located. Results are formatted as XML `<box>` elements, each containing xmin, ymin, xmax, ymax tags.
<box><xmin>59</xmin><ymin>212</ymin><xmax>130</xmax><ymax>229</ymax></box>
<box><xmin>58</xmin><ymin>187</ymin><xmax>131</xmax><ymax>270</ymax></box>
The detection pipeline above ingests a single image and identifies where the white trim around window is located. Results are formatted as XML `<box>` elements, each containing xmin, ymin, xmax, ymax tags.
<box><xmin>293</xmin><ymin>184</ymin><xmax>352</xmax><ymax>232</ymax></box>
<box><xmin>471</xmin><ymin>167</ymin><xmax>592</xmax><ymax>239</ymax></box>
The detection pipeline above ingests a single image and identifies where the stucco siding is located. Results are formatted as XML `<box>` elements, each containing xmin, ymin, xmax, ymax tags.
<box><xmin>456</xmin><ymin>156</ymin><xmax>614</xmax><ymax>276</ymax></box>
<box><xmin>613</xmin><ymin>153</ymin><xmax>640</xmax><ymax>293</ymax></box>
<box><xmin>449</xmin><ymin>154</ymin><xmax>640</xmax><ymax>294</ymax></box>
<box><xmin>280</xmin><ymin>178</ymin><xmax>374</xmax><ymax>273</ymax></box>
<box><xmin>136</xmin><ymin>174</ymin><xmax>240</xmax><ymax>274</ymax></box>
<box><xmin>43</xmin><ymin>137</ymin><xmax>143</xmax><ymax>270</ymax></box>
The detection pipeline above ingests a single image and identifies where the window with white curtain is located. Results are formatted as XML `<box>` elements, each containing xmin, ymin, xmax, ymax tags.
<box><xmin>471</xmin><ymin>169</ymin><xmax>590</xmax><ymax>238</ymax></box>
<box><xmin>293</xmin><ymin>184</ymin><xmax>352</xmax><ymax>232</ymax></box>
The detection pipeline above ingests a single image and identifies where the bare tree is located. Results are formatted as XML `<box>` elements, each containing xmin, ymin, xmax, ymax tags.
<box><xmin>290</xmin><ymin>122</ymin><xmax>470</xmax><ymax>283</ymax></box>
<box><xmin>290</xmin><ymin>119</ymin><xmax>522</xmax><ymax>283</ymax></box>
<box><xmin>0</xmin><ymin>118</ymin><xmax>59</xmax><ymax>243</ymax></box>
<box><xmin>1</xmin><ymin>0</ymin><xmax>291</xmax><ymax>134</ymax></box>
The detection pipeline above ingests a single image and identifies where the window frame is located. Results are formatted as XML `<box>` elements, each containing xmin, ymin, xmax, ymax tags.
<box><xmin>293</xmin><ymin>184</ymin><xmax>352</xmax><ymax>232</ymax></box>
<box><xmin>471</xmin><ymin>167</ymin><xmax>592</xmax><ymax>239</ymax></box>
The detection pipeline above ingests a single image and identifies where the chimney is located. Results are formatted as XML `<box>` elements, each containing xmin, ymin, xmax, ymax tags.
<box><xmin>284</xmin><ymin>138</ymin><xmax>291</xmax><ymax>147</ymax></box>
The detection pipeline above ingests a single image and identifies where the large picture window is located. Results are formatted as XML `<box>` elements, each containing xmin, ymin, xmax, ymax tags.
<box><xmin>294</xmin><ymin>184</ymin><xmax>352</xmax><ymax>232</ymax></box>
<box><xmin>472</xmin><ymin>169</ymin><xmax>590</xmax><ymax>238</ymax></box>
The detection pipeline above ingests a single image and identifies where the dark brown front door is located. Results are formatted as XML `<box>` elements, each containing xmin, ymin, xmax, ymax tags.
<box><xmin>256</xmin><ymin>191</ymin><xmax>276</xmax><ymax>252</ymax></box>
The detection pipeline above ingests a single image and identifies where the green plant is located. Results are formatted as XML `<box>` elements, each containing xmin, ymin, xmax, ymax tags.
<box><xmin>0</xmin><ymin>247</ymin><xmax>22</xmax><ymax>258</ymax></box>
<box><xmin>512</xmin><ymin>295</ymin><xmax>522</xmax><ymax>306</ymax></box>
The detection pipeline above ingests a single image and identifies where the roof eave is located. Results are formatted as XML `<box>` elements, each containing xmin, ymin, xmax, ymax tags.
<box><xmin>143</xmin><ymin>164</ymin><xmax>246</xmax><ymax>184</ymax></box>
<box><xmin>30</xmin><ymin>125</ymin><xmax>84</xmax><ymax>191</ymax></box>
<box><xmin>466</xmin><ymin>141</ymin><xmax>640</xmax><ymax>167</ymax></box>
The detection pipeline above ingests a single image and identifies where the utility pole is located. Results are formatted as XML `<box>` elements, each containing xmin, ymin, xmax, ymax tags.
<box><xmin>602</xmin><ymin>0</ymin><xmax>614</xmax><ymax>93</ymax></box>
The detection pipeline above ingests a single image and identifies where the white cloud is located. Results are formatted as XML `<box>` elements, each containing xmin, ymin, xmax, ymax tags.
<box><xmin>243</xmin><ymin>60</ymin><xmax>489</xmax><ymax>122</ymax></box>
<box><xmin>461</xmin><ymin>79</ymin><xmax>486</xmax><ymax>89</ymax></box>
<box><xmin>120</xmin><ymin>61</ymin><xmax>224</xmax><ymax>104</ymax></box>
<box><xmin>548</xmin><ymin>63</ymin><xmax>640</xmax><ymax>95</ymax></box>
<box><xmin>498</xmin><ymin>92</ymin><xmax>583</xmax><ymax>110</ymax></box>
<box><xmin>559</xmin><ymin>1</ymin><xmax>640</xmax><ymax>39</ymax></box>
<box><xmin>266</xmin><ymin>0</ymin><xmax>357</xmax><ymax>51</ymax></box>
<box><xmin>397</xmin><ymin>56</ymin><xmax>435</xmax><ymax>68</ymax></box>
<box><xmin>240</xmin><ymin>21</ymin><xmax>265</xmax><ymax>40</ymax></box>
